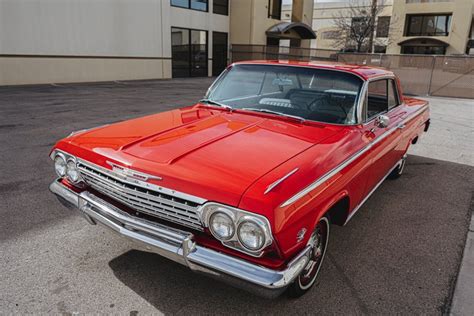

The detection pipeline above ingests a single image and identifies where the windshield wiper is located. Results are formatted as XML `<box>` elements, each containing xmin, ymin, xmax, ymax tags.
<box><xmin>199</xmin><ymin>98</ymin><xmax>233</xmax><ymax>111</ymax></box>
<box><xmin>241</xmin><ymin>108</ymin><xmax>306</xmax><ymax>122</ymax></box>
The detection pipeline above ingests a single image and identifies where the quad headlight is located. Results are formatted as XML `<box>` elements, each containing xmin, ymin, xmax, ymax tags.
<box><xmin>201</xmin><ymin>203</ymin><xmax>272</xmax><ymax>256</ymax></box>
<box><xmin>54</xmin><ymin>154</ymin><xmax>67</xmax><ymax>177</ymax></box>
<box><xmin>66</xmin><ymin>159</ymin><xmax>81</xmax><ymax>183</ymax></box>
<box><xmin>237</xmin><ymin>219</ymin><xmax>266</xmax><ymax>251</ymax></box>
<box><xmin>209</xmin><ymin>211</ymin><xmax>235</xmax><ymax>240</ymax></box>
<box><xmin>51</xmin><ymin>150</ymin><xmax>83</xmax><ymax>185</ymax></box>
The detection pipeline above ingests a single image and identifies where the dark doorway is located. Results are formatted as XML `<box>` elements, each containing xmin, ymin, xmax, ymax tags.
<box><xmin>171</xmin><ymin>27</ymin><xmax>208</xmax><ymax>78</ymax></box>
<box><xmin>212</xmin><ymin>32</ymin><xmax>228</xmax><ymax>76</ymax></box>
<box><xmin>266</xmin><ymin>37</ymin><xmax>280</xmax><ymax>46</ymax></box>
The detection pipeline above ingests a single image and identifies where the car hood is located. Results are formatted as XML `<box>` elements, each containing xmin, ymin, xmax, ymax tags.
<box><xmin>58</xmin><ymin>105</ymin><xmax>343</xmax><ymax>207</ymax></box>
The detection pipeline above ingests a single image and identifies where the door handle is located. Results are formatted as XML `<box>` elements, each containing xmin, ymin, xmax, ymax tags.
<box><xmin>397</xmin><ymin>123</ymin><xmax>406</xmax><ymax>130</ymax></box>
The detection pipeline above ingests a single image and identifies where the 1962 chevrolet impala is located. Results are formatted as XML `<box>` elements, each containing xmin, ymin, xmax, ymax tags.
<box><xmin>50</xmin><ymin>61</ymin><xmax>430</xmax><ymax>298</ymax></box>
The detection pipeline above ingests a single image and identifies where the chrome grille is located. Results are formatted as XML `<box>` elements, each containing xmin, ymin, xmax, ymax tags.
<box><xmin>77</xmin><ymin>161</ymin><xmax>204</xmax><ymax>231</ymax></box>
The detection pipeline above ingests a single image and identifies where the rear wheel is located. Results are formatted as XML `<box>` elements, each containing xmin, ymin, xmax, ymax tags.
<box><xmin>388</xmin><ymin>154</ymin><xmax>407</xmax><ymax>180</ymax></box>
<box><xmin>287</xmin><ymin>215</ymin><xmax>330</xmax><ymax>298</ymax></box>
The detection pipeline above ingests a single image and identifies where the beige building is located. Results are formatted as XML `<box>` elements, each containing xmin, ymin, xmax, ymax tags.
<box><xmin>0</xmin><ymin>0</ymin><xmax>318</xmax><ymax>86</ymax></box>
<box><xmin>282</xmin><ymin>1</ymin><xmax>394</xmax><ymax>52</ymax></box>
<box><xmin>387</xmin><ymin>0</ymin><xmax>474</xmax><ymax>55</ymax></box>
<box><xmin>0</xmin><ymin>0</ymin><xmax>230</xmax><ymax>85</ymax></box>
<box><xmin>229</xmin><ymin>0</ymin><xmax>315</xmax><ymax>48</ymax></box>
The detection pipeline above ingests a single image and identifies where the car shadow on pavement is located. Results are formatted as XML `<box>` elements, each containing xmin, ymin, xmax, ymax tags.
<box><xmin>108</xmin><ymin>155</ymin><xmax>473</xmax><ymax>314</ymax></box>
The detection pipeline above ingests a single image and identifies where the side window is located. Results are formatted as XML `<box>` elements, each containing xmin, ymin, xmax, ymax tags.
<box><xmin>388</xmin><ymin>80</ymin><xmax>399</xmax><ymax>109</ymax></box>
<box><xmin>367</xmin><ymin>79</ymin><xmax>388</xmax><ymax>119</ymax></box>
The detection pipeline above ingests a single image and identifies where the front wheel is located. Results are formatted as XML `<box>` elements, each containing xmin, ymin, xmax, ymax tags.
<box><xmin>287</xmin><ymin>215</ymin><xmax>330</xmax><ymax>298</ymax></box>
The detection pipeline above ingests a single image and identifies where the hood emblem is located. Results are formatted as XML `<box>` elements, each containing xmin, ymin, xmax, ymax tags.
<box><xmin>106</xmin><ymin>162</ymin><xmax>162</xmax><ymax>182</ymax></box>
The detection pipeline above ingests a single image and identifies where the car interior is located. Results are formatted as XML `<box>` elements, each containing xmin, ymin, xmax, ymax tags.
<box><xmin>210</xmin><ymin>65</ymin><xmax>364</xmax><ymax>124</ymax></box>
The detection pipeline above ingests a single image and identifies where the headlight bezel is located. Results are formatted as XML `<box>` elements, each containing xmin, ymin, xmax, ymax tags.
<box><xmin>201</xmin><ymin>202</ymin><xmax>273</xmax><ymax>257</ymax></box>
<box><xmin>66</xmin><ymin>157</ymin><xmax>82</xmax><ymax>184</ymax></box>
<box><xmin>53</xmin><ymin>153</ymin><xmax>67</xmax><ymax>177</ymax></box>
<box><xmin>209</xmin><ymin>209</ymin><xmax>236</xmax><ymax>241</ymax></box>
<box><xmin>50</xmin><ymin>149</ymin><xmax>84</xmax><ymax>186</ymax></box>
<box><xmin>237</xmin><ymin>217</ymin><xmax>267</xmax><ymax>251</ymax></box>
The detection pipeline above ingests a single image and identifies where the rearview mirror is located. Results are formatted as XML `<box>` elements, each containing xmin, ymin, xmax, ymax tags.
<box><xmin>375</xmin><ymin>115</ymin><xmax>390</xmax><ymax>128</ymax></box>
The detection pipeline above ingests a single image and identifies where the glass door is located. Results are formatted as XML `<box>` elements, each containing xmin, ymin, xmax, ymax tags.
<box><xmin>212</xmin><ymin>32</ymin><xmax>228</xmax><ymax>76</ymax></box>
<box><xmin>171</xmin><ymin>27</ymin><xmax>208</xmax><ymax>77</ymax></box>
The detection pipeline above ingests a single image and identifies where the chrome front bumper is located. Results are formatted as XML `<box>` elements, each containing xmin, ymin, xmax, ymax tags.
<box><xmin>49</xmin><ymin>180</ymin><xmax>311</xmax><ymax>298</ymax></box>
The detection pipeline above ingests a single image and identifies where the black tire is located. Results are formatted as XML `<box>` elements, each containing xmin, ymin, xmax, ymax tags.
<box><xmin>287</xmin><ymin>215</ymin><xmax>330</xmax><ymax>298</ymax></box>
<box><xmin>388</xmin><ymin>155</ymin><xmax>407</xmax><ymax>180</ymax></box>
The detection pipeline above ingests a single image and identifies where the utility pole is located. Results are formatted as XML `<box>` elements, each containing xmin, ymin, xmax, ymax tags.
<box><xmin>367</xmin><ymin>0</ymin><xmax>378</xmax><ymax>53</ymax></box>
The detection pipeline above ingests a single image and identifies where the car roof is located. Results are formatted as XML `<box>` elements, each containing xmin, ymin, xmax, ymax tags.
<box><xmin>232</xmin><ymin>60</ymin><xmax>394</xmax><ymax>80</ymax></box>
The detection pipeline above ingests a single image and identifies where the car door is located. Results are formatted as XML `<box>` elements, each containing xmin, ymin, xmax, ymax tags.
<box><xmin>362</xmin><ymin>78</ymin><xmax>405</xmax><ymax>192</ymax></box>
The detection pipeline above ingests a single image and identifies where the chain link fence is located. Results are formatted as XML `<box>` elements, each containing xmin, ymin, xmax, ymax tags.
<box><xmin>230</xmin><ymin>44</ymin><xmax>338</xmax><ymax>62</ymax></box>
<box><xmin>230</xmin><ymin>45</ymin><xmax>474</xmax><ymax>99</ymax></box>
<box><xmin>337</xmin><ymin>53</ymin><xmax>474</xmax><ymax>98</ymax></box>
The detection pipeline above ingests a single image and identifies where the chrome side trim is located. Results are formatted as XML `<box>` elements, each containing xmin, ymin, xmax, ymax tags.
<box><xmin>343</xmin><ymin>159</ymin><xmax>402</xmax><ymax>225</ymax></box>
<box><xmin>264</xmin><ymin>168</ymin><xmax>299</xmax><ymax>195</ymax></box>
<box><xmin>280</xmin><ymin>104</ymin><xmax>428</xmax><ymax>208</ymax></box>
<box><xmin>49</xmin><ymin>179</ymin><xmax>311</xmax><ymax>298</ymax></box>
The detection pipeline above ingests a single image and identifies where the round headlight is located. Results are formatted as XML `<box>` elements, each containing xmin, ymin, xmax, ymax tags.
<box><xmin>238</xmin><ymin>221</ymin><xmax>266</xmax><ymax>251</ymax></box>
<box><xmin>54</xmin><ymin>155</ymin><xmax>67</xmax><ymax>177</ymax></box>
<box><xmin>209</xmin><ymin>212</ymin><xmax>235</xmax><ymax>240</ymax></box>
<box><xmin>66</xmin><ymin>159</ymin><xmax>81</xmax><ymax>183</ymax></box>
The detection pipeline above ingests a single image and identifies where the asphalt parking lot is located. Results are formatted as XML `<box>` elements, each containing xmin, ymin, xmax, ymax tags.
<box><xmin>0</xmin><ymin>78</ymin><xmax>472</xmax><ymax>314</ymax></box>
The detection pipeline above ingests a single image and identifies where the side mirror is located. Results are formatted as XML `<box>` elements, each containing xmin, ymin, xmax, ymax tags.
<box><xmin>375</xmin><ymin>114</ymin><xmax>390</xmax><ymax>128</ymax></box>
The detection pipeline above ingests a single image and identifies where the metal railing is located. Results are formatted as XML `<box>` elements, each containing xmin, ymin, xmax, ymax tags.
<box><xmin>229</xmin><ymin>45</ymin><xmax>474</xmax><ymax>99</ymax></box>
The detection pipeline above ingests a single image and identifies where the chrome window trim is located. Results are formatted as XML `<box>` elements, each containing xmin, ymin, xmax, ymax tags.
<box><xmin>207</xmin><ymin>63</ymin><xmax>367</xmax><ymax>126</ymax></box>
<box><xmin>361</xmin><ymin>75</ymin><xmax>401</xmax><ymax>123</ymax></box>
<box><xmin>280</xmin><ymin>104</ymin><xmax>429</xmax><ymax>208</ymax></box>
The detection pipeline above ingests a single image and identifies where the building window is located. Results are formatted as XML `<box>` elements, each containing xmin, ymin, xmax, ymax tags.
<box><xmin>268</xmin><ymin>0</ymin><xmax>282</xmax><ymax>20</ymax></box>
<box><xmin>171</xmin><ymin>0</ymin><xmax>208</xmax><ymax>12</ymax></box>
<box><xmin>374</xmin><ymin>45</ymin><xmax>387</xmax><ymax>53</ymax></box>
<box><xmin>401</xmin><ymin>45</ymin><xmax>446</xmax><ymax>55</ymax></box>
<box><xmin>405</xmin><ymin>14</ymin><xmax>452</xmax><ymax>36</ymax></box>
<box><xmin>213</xmin><ymin>0</ymin><xmax>228</xmax><ymax>15</ymax></box>
<box><xmin>376</xmin><ymin>16</ymin><xmax>390</xmax><ymax>38</ymax></box>
<box><xmin>321</xmin><ymin>30</ymin><xmax>341</xmax><ymax>40</ymax></box>
<box><xmin>171</xmin><ymin>27</ymin><xmax>208</xmax><ymax>78</ymax></box>
<box><xmin>352</xmin><ymin>17</ymin><xmax>370</xmax><ymax>35</ymax></box>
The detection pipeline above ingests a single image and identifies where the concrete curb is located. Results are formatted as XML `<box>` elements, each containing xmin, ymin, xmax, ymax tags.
<box><xmin>450</xmin><ymin>205</ymin><xmax>474</xmax><ymax>315</ymax></box>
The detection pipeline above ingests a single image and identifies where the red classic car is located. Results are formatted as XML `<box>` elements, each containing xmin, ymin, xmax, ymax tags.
<box><xmin>50</xmin><ymin>61</ymin><xmax>430</xmax><ymax>298</ymax></box>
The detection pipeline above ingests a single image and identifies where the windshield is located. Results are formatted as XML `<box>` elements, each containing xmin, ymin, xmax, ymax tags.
<box><xmin>206</xmin><ymin>64</ymin><xmax>364</xmax><ymax>124</ymax></box>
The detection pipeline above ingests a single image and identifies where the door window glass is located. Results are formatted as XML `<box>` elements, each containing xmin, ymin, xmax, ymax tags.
<box><xmin>367</xmin><ymin>80</ymin><xmax>388</xmax><ymax>119</ymax></box>
<box><xmin>388</xmin><ymin>80</ymin><xmax>399</xmax><ymax>109</ymax></box>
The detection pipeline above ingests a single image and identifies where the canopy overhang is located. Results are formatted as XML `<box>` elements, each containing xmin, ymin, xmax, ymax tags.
<box><xmin>398</xmin><ymin>38</ymin><xmax>449</xmax><ymax>47</ymax></box>
<box><xmin>266</xmin><ymin>22</ymin><xmax>316</xmax><ymax>40</ymax></box>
